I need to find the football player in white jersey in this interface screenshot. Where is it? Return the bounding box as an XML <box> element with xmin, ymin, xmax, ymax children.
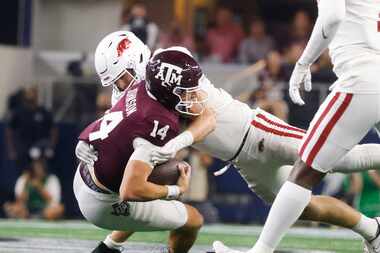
<box><xmin>220</xmin><ymin>0</ymin><xmax>380</xmax><ymax>253</ymax></box>
<box><xmin>76</xmin><ymin>30</ymin><xmax>380</xmax><ymax>252</ymax></box>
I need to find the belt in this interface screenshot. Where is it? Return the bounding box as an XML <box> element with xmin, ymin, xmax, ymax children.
<box><xmin>227</xmin><ymin>126</ymin><xmax>251</xmax><ymax>162</ymax></box>
<box><xmin>79</xmin><ymin>163</ymin><xmax>111</xmax><ymax>194</ymax></box>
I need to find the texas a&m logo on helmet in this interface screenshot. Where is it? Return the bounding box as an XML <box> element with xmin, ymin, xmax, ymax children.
<box><xmin>154</xmin><ymin>62</ymin><xmax>183</xmax><ymax>87</ymax></box>
<box><xmin>146</xmin><ymin>47</ymin><xmax>207</xmax><ymax>116</ymax></box>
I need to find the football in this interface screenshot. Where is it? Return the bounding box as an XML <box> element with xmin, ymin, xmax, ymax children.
<box><xmin>148</xmin><ymin>159</ymin><xmax>188</xmax><ymax>185</ymax></box>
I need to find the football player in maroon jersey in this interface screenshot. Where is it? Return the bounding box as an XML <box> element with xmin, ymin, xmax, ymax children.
<box><xmin>74</xmin><ymin>33</ymin><xmax>213</xmax><ymax>253</ymax></box>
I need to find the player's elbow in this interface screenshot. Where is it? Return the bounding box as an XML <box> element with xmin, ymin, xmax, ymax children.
<box><xmin>120</xmin><ymin>183</ymin><xmax>149</xmax><ymax>201</ymax></box>
<box><xmin>322</xmin><ymin>3</ymin><xmax>345</xmax><ymax>27</ymax></box>
<box><xmin>120</xmin><ymin>187</ymin><xmax>142</xmax><ymax>201</ymax></box>
<box><xmin>329</xmin><ymin>11</ymin><xmax>345</xmax><ymax>26</ymax></box>
<box><xmin>319</xmin><ymin>0</ymin><xmax>345</xmax><ymax>29</ymax></box>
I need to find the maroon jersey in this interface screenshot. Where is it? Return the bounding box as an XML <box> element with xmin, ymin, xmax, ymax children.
<box><xmin>79</xmin><ymin>81</ymin><xmax>180</xmax><ymax>192</ymax></box>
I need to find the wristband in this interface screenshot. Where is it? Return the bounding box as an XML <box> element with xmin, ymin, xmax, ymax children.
<box><xmin>166</xmin><ymin>185</ymin><xmax>181</xmax><ymax>200</ymax></box>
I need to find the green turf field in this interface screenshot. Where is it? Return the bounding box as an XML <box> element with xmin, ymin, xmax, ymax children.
<box><xmin>0</xmin><ymin>219</ymin><xmax>363</xmax><ymax>252</ymax></box>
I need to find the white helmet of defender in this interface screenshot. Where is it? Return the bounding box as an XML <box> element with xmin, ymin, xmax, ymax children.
<box><xmin>94</xmin><ymin>31</ymin><xmax>151</xmax><ymax>88</ymax></box>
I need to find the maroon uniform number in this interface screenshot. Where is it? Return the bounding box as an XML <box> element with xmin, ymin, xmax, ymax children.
<box><xmin>79</xmin><ymin>82</ymin><xmax>180</xmax><ymax>192</ymax></box>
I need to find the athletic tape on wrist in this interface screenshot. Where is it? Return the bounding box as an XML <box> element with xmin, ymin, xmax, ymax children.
<box><xmin>166</xmin><ymin>185</ymin><xmax>181</xmax><ymax>200</ymax></box>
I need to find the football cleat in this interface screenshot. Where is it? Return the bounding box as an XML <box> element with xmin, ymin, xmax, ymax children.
<box><xmin>213</xmin><ymin>241</ymin><xmax>245</xmax><ymax>253</ymax></box>
<box><xmin>92</xmin><ymin>242</ymin><xmax>121</xmax><ymax>253</ymax></box>
<box><xmin>364</xmin><ymin>218</ymin><xmax>380</xmax><ymax>253</ymax></box>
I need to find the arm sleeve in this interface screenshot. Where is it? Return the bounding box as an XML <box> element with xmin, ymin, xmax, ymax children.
<box><xmin>298</xmin><ymin>0</ymin><xmax>346</xmax><ymax>65</ymax></box>
<box><xmin>130</xmin><ymin>140</ymin><xmax>155</xmax><ymax>168</ymax></box>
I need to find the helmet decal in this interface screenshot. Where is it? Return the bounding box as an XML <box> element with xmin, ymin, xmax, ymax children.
<box><xmin>116</xmin><ymin>38</ymin><xmax>132</xmax><ymax>57</ymax></box>
<box><xmin>95</xmin><ymin>31</ymin><xmax>151</xmax><ymax>87</ymax></box>
<box><xmin>154</xmin><ymin>62</ymin><xmax>183</xmax><ymax>87</ymax></box>
<box><xmin>146</xmin><ymin>49</ymin><xmax>207</xmax><ymax>116</ymax></box>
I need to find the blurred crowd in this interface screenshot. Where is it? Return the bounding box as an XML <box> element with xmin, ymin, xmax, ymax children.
<box><xmin>120</xmin><ymin>3</ymin><xmax>335</xmax><ymax>76</ymax></box>
<box><xmin>1</xmin><ymin>1</ymin><xmax>379</xmax><ymax>223</ymax></box>
<box><xmin>3</xmin><ymin>86</ymin><xmax>64</xmax><ymax>220</ymax></box>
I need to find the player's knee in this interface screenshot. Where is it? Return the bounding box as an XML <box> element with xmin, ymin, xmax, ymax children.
<box><xmin>183</xmin><ymin>205</ymin><xmax>204</xmax><ymax>231</ymax></box>
<box><xmin>289</xmin><ymin>159</ymin><xmax>325</xmax><ymax>189</ymax></box>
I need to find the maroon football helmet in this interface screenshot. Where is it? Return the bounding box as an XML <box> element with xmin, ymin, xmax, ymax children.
<box><xmin>146</xmin><ymin>47</ymin><xmax>207</xmax><ymax>116</ymax></box>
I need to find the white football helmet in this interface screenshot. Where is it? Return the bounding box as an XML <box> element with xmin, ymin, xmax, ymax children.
<box><xmin>94</xmin><ymin>31</ymin><xmax>151</xmax><ymax>87</ymax></box>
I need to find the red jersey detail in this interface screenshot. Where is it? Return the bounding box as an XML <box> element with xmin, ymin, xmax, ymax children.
<box><xmin>305</xmin><ymin>93</ymin><xmax>353</xmax><ymax>167</ymax></box>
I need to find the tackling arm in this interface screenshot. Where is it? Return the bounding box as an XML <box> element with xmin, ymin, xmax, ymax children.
<box><xmin>185</xmin><ymin>106</ymin><xmax>217</xmax><ymax>143</ymax></box>
<box><xmin>298</xmin><ymin>0</ymin><xmax>346</xmax><ymax>65</ymax></box>
<box><xmin>150</xmin><ymin>106</ymin><xmax>216</xmax><ymax>164</ymax></box>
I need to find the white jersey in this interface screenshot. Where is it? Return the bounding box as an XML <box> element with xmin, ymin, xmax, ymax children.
<box><xmin>192</xmin><ymin>78</ymin><xmax>252</xmax><ymax>161</ymax></box>
<box><xmin>329</xmin><ymin>0</ymin><xmax>380</xmax><ymax>94</ymax></box>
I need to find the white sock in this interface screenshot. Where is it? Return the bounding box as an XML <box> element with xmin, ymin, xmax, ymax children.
<box><xmin>251</xmin><ymin>181</ymin><xmax>312</xmax><ymax>253</ymax></box>
<box><xmin>104</xmin><ymin>234</ymin><xmax>124</xmax><ymax>250</ymax></box>
<box><xmin>248</xmin><ymin>241</ymin><xmax>274</xmax><ymax>253</ymax></box>
<box><xmin>353</xmin><ymin>215</ymin><xmax>379</xmax><ymax>241</ymax></box>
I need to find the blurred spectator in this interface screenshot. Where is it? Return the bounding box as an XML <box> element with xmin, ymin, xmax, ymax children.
<box><xmin>239</xmin><ymin>51</ymin><xmax>288</xmax><ymax>120</ymax></box>
<box><xmin>311</xmin><ymin>51</ymin><xmax>337</xmax><ymax>83</ymax></box>
<box><xmin>239</xmin><ymin>18</ymin><xmax>274</xmax><ymax>64</ymax></box>
<box><xmin>356</xmin><ymin>171</ymin><xmax>380</xmax><ymax>218</ymax></box>
<box><xmin>206</xmin><ymin>7</ymin><xmax>244</xmax><ymax>63</ymax></box>
<box><xmin>158</xmin><ymin>22</ymin><xmax>195</xmax><ymax>53</ymax></box>
<box><xmin>265</xmin><ymin>51</ymin><xmax>285</xmax><ymax>81</ymax></box>
<box><xmin>7</xmin><ymin>89</ymin><xmax>24</xmax><ymax>113</ymax></box>
<box><xmin>183</xmin><ymin>150</ymin><xmax>219</xmax><ymax>223</ymax></box>
<box><xmin>120</xmin><ymin>1</ymin><xmax>159</xmax><ymax>49</ymax></box>
<box><xmin>3</xmin><ymin>159</ymin><xmax>64</xmax><ymax>220</ymax></box>
<box><xmin>281</xmin><ymin>41</ymin><xmax>306</xmax><ymax>80</ymax></box>
<box><xmin>5</xmin><ymin>86</ymin><xmax>58</xmax><ymax>169</ymax></box>
<box><xmin>291</xmin><ymin>10</ymin><xmax>312</xmax><ymax>42</ymax></box>
<box><xmin>96</xmin><ymin>91</ymin><xmax>112</xmax><ymax>117</ymax></box>
<box><xmin>321</xmin><ymin>173</ymin><xmax>348</xmax><ymax>197</ymax></box>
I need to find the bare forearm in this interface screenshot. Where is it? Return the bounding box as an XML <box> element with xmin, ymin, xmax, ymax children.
<box><xmin>188</xmin><ymin>107</ymin><xmax>216</xmax><ymax>142</ymax></box>
<box><xmin>188</xmin><ymin>109</ymin><xmax>216</xmax><ymax>142</ymax></box>
<box><xmin>120</xmin><ymin>182</ymin><xmax>168</xmax><ymax>202</ymax></box>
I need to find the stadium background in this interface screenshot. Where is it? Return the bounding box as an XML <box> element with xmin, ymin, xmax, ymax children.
<box><xmin>0</xmin><ymin>0</ymin><xmax>379</xmax><ymax>252</ymax></box>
